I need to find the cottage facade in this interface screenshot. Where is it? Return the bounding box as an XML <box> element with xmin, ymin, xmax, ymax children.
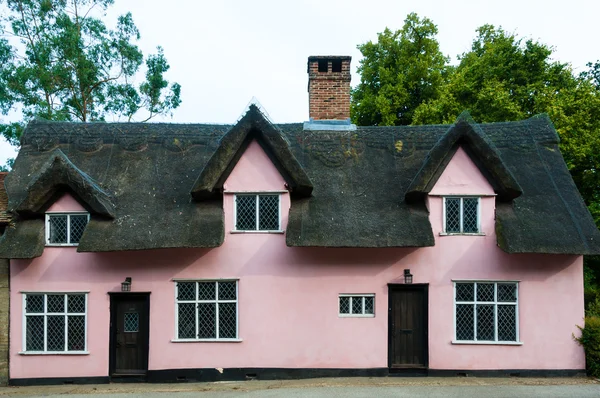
<box><xmin>1</xmin><ymin>56</ymin><xmax>599</xmax><ymax>385</ymax></box>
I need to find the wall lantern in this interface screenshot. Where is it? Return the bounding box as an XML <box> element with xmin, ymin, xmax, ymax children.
<box><xmin>121</xmin><ymin>277</ymin><xmax>132</xmax><ymax>292</ymax></box>
<box><xmin>403</xmin><ymin>269</ymin><xmax>413</xmax><ymax>284</ymax></box>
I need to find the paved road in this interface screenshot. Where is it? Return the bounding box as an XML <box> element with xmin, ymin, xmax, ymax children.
<box><xmin>9</xmin><ymin>384</ymin><xmax>600</xmax><ymax>398</ymax></box>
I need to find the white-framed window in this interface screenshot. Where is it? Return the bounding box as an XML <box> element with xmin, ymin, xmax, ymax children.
<box><xmin>339</xmin><ymin>294</ymin><xmax>375</xmax><ymax>317</ymax></box>
<box><xmin>175</xmin><ymin>281</ymin><xmax>238</xmax><ymax>341</ymax></box>
<box><xmin>234</xmin><ymin>194</ymin><xmax>280</xmax><ymax>231</ymax></box>
<box><xmin>23</xmin><ymin>293</ymin><xmax>87</xmax><ymax>353</ymax></box>
<box><xmin>443</xmin><ymin>197</ymin><xmax>480</xmax><ymax>234</ymax></box>
<box><xmin>45</xmin><ymin>212</ymin><xmax>90</xmax><ymax>246</ymax></box>
<box><xmin>454</xmin><ymin>281</ymin><xmax>519</xmax><ymax>343</ymax></box>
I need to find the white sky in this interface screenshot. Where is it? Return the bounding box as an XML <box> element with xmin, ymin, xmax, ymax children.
<box><xmin>1</xmin><ymin>0</ymin><xmax>599</xmax><ymax>164</ymax></box>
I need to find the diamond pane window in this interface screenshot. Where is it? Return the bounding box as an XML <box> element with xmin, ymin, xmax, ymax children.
<box><xmin>235</xmin><ymin>194</ymin><xmax>280</xmax><ymax>231</ymax></box>
<box><xmin>444</xmin><ymin>197</ymin><xmax>480</xmax><ymax>234</ymax></box>
<box><xmin>338</xmin><ymin>294</ymin><xmax>375</xmax><ymax>317</ymax></box>
<box><xmin>24</xmin><ymin>293</ymin><xmax>87</xmax><ymax>352</ymax></box>
<box><xmin>454</xmin><ymin>282</ymin><xmax>518</xmax><ymax>343</ymax></box>
<box><xmin>175</xmin><ymin>281</ymin><xmax>238</xmax><ymax>340</ymax></box>
<box><xmin>46</xmin><ymin>213</ymin><xmax>89</xmax><ymax>245</ymax></box>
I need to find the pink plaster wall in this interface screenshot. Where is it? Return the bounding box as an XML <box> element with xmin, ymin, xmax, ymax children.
<box><xmin>9</xmin><ymin>143</ymin><xmax>585</xmax><ymax>379</ymax></box>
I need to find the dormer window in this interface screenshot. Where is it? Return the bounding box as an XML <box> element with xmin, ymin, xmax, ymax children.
<box><xmin>46</xmin><ymin>213</ymin><xmax>90</xmax><ymax>246</ymax></box>
<box><xmin>234</xmin><ymin>194</ymin><xmax>280</xmax><ymax>232</ymax></box>
<box><xmin>443</xmin><ymin>197</ymin><xmax>480</xmax><ymax>234</ymax></box>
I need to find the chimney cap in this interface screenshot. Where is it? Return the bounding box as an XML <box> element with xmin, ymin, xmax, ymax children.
<box><xmin>308</xmin><ymin>55</ymin><xmax>351</xmax><ymax>62</ymax></box>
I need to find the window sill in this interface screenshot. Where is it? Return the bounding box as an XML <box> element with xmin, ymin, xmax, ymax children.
<box><xmin>439</xmin><ymin>232</ymin><xmax>486</xmax><ymax>236</ymax></box>
<box><xmin>19</xmin><ymin>351</ymin><xmax>89</xmax><ymax>355</ymax></box>
<box><xmin>171</xmin><ymin>339</ymin><xmax>243</xmax><ymax>343</ymax></box>
<box><xmin>451</xmin><ymin>341</ymin><xmax>523</xmax><ymax>346</ymax></box>
<box><xmin>338</xmin><ymin>314</ymin><xmax>375</xmax><ymax>318</ymax></box>
<box><xmin>45</xmin><ymin>244</ymin><xmax>80</xmax><ymax>247</ymax></box>
<box><xmin>230</xmin><ymin>230</ymin><xmax>284</xmax><ymax>234</ymax></box>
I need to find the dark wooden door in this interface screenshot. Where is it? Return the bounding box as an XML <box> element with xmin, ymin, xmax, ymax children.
<box><xmin>110</xmin><ymin>294</ymin><xmax>149</xmax><ymax>376</ymax></box>
<box><xmin>389</xmin><ymin>285</ymin><xmax>428</xmax><ymax>368</ymax></box>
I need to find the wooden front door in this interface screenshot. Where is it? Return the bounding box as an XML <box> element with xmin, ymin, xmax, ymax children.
<box><xmin>110</xmin><ymin>294</ymin><xmax>150</xmax><ymax>376</ymax></box>
<box><xmin>388</xmin><ymin>285</ymin><xmax>428</xmax><ymax>368</ymax></box>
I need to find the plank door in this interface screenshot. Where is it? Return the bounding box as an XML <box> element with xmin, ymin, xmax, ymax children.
<box><xmin>110</xmin><ymin>294</ymin><xmax>149</xmax><ymax>376</ymax></box>
<box><xmin>389</xmin><ymin>285</ymin><xmax>428</xmax><ymax>368</ymax></box>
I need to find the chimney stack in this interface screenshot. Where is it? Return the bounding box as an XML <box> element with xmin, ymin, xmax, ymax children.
<box><xmin>307</xmin><ymin>56</ymin><xmax>351</xmax><ymax>121</ymax></box>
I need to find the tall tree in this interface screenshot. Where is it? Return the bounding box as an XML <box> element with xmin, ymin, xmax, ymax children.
<box><xmin>0</xmin><ymin>0</ymin><xmax>181</xmax><ymax>148</ymax></box>
<box><xmin>351</xmin><ymin>13</ymin><xmax>449</xmax><ymax>126</ymax></box>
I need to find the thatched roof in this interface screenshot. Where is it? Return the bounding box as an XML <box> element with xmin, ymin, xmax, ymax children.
<box><xmin>0</xmin><ymin>107</ymin><xmax>598</xmax><ymax>258</ymax></box>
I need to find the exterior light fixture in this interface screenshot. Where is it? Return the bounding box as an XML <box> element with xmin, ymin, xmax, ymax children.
<box><xmin>121</xmin><ymin>277</ymin><xmax>132</xmax><ymax>292</ymax></box>
<box><xmin>404</xmin><ymin>269</ymin><xmax>413</xmax><ymax>284</ymax></box>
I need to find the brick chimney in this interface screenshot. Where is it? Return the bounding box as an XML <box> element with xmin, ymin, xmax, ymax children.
<box><xmin>307</xmin><ymin>56</ymin><xmax>351</xmax><ymax>121</ymax></box>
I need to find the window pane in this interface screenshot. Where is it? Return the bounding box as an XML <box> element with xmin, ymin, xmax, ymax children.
<box><xmin>25</xmin><ymin>294</ymin><xmax>44</xmax><ymax>313</ymax></box>
<box><xmin>218</xmin><ymin>303</ymin><xmax>237</xmax><ymax>338</ymax></box>
<box><xmin>455</xmin><ymin>283</ymin><xmax>474</xmax><ymax>301</ymax></box>
<box><xmin>476</xmin><ymin>304</ymin><xmax>495</xmax><ymax>341</ymax></box>
<box><xmin>26</xmin><ymin>316</ymin><xmax>45</xmax><ymax>351</ymax></box>
<box><xmin>68</xmin><ymin>315</ymin><xmax>85</xmax><ymax>351</ymax></box>
<box><xmin>69</xmin><ymin>215</ymin><xmax>89</xmax><ymax>244</ymax></box>
<box><xmin>236</xmin><ymin>195</ymin><xmax>257</xmax><ymax>230</ymax></box>
<box><xmin>445</xmin><ymin>198</ymin><xmax>460</xmax><ymax>233</ymax></box>
<box><xmin>339</xmin><ymin>297</ymin><xmax>350</xmax><ymax>314</ymax></box>
<box><xmin>455</xmin><ymin>304</ymin><xmax>474</xmax><ymax>340</ymax></box>
<box><xmin>476</xmin><ymin>283</ymin><xmax>495</xmax><ymax>302</ymax></box>
<box><xmin>197</xmin><ymin>303</ymin><xmax>216</xmax><ymax>338</ymax></box>
<box><xmin>49</xmin><ymin>215</ymin><xmax>68</xmax><ymax>243</ymax></box>
<box><xmin>218</xmin><ymin>281</ymin><xmax>236</xmax><ymax>300</ymax></box>
<box><xmin>351</xmin><ymin>297</ymin><xmax>362</xmax><ymax>314</ymax></box>
<box><xmin>177</xmin><ymin>303</ymin><xmax>196</xmax><ymax>339</ymax></box>
<box><xmin>47</xmin><ymin>294</ymin><xmax>65</xmax><ymax>313</ymax></box>
<box><xmin>68</xmin><ymin>295</ymin><xmax>86</xmax><ymax>313</ymax></box>
<box><xmin>47</xmin><ymin>315</ymin><xmax>65</xmax><ymax>351</ymax></box>
<box><xmin>124</xmin><ymin>312</ymin><xmax>139</xmax><ymax>332</ymax></box>
<box><xmin>177</xmin><ymin>282</ymin><xmax>196</xmax><ymax>301</ymax></box>
<box><xmin>364</xmin><ymin>297</ymin><xmax>374</xmax><ymax>314</ymax></box>
<box><xmin>498</xmin><ymin>284</ymin><xmax>517</xmax><ymax>302</ymax></box>
<box><xmin>498</xmin><ymin>305</ymin><xmax>517</xmax><ymax>341</ymax></box>
<box><xmin>258</xmin><ymin>195</ymin><xmax>279</xmax><ymax>230</ymax></box>
<box><xmin>198</xmin><ymin>282</ymin><xmax>216</xmax><ymax>301</ymax></box>
<box><xmin>463</xmin><ymin>198</ymin><xmax>479</xmax><ymax>233</ymax></box>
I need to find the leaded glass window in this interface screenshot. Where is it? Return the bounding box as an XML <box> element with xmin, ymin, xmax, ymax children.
<box><xmin>46</xmin><ymin>213</ymin><xmax>90</xmax><ymax>245</ymax></box>
<box><xmin>444</xmin><ymin>197</ymin><xmax>480</xmax><ymax>234</ymax></box>
<box><xmin>234</xmin><ymin>194</ymin><xmax>280</xmax><ymax>231</ymax></box>
<box><xmin>24</xmin><ymin>293</ymin><xmax>87</xmax><ymax>352</ymax></box>
<box><xmin>454</xmin><ymin>282</ymin><xmax>518</xmax><ymax>343</ymax></box>
<box><xmin>176</xmin><ymin>281</ymin><xmax>238</xmax><ymax>340</ymax></box>
<box><xmin>339</xmin><ymin>294</ymin><xmax>375</xmax><ymax>317</ymax></box>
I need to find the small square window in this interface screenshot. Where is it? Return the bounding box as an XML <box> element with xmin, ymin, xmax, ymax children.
<box><xmin>234</xmin><ymin>194</ymin><xmax>280</xmax><ymax>231</ymax></box>
<box><xmin>339</xmin><ymin>294</ymin><xmax>375</xmax><ymax>317</ymax></box>
<box><xmin>444</xmin><ymin>197</ymin><xmax>480</xmax><ymax>234</ymax></box>
<box><xmin>46</xmin><ymin>213</ymin><xmax>90</xmax><ymax>245</ymax></box>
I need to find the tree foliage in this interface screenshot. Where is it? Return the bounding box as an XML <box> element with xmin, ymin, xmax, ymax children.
<box><xmin>353</xmin><ymin>16</ymin><xmax>600</xmax><ymax>313</ymax></box>
<box><xmin>351</xmin><ymin>13</ymin><xmax>449</xmax><ymax>126</ymax></box>
<box><xmin>0</xmin><ymin>0</ymin><xmax>181</xmax><ymax>147</ymax></box>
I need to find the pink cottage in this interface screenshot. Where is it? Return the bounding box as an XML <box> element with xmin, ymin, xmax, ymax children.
<box><xmin>1</xmin><ymin>56</ymin><xmax>599</xmax><ymax>385</ymax></box>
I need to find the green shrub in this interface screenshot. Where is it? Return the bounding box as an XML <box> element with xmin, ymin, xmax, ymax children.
<box><xmin>575</xmin><ymin>316</ymin><xmax>600</xmax><ymax>377</ymax></box>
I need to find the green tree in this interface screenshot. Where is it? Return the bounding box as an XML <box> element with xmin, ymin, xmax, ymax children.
<box><xmin>351</xmin><ymin>13</ymin><xmax>449</xmax><ymax>126</ymax></box>
<box><xmin>0</xmin><ymin>0</ymin><xmax>181</xmax><ymax>148</ymax></box>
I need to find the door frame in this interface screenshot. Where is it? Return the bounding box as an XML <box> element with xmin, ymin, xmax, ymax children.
<box><xmin>387</xmin><ymin>283</ymin><xmax>429</xmax><ymax>369</ymax></box>
<box><xmin>108</xmin><ymin>292</ymin><xmax>151</xmax><ymax>377</ymax></box>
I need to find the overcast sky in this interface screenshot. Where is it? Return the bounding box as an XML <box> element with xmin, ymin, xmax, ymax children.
<box><xmin>1</xmin><ymin>0</ymin><xmax>599</xmax><ymax>163</ymax></box>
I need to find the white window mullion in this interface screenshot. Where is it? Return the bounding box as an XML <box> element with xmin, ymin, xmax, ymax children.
<box><xmin>64</xmin><ymin>295</ymin><xmax>69</xmax><ymax>351</ymax></box>
<box><xmin>66</xmin><ymin>215</ymin><xmax>71</xmax><ymax>244</ymax></box>
<box><xmin>215</xmin><ymin>282</ymin><xmax>220</xmax><ymax>339</ymax></box>
<box><xmin>255</xmin><ymin>195</ymin><xmax>260</xmax><ymax>231</ymax></box>
<box><xmin>43</xmin><ymin>295</ymin><xmax>48</xmax><ymax>352</ymax></box>
<box><xmin>494</xmin><ymin>284</ymin><xmax>498</xmax><ymax>342</ymax></box>
<box><xmin>459</xmin><ymin>198</ymin><xmax>464</xmax><ymax>233</ymax></box>
<box><xmin>473</xmin><ymin>283</ymin><xmax>478</xmax><ymax>341</ymax></box>
<box><xmin>515</xmin><ymin>285</ymin><xmax>520</xmax><ymax>342</ymax></box>
<box><xmin>195</xmin><ymin>282</ymin><xmax>199</xmax><ymax>339</ymax></box>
